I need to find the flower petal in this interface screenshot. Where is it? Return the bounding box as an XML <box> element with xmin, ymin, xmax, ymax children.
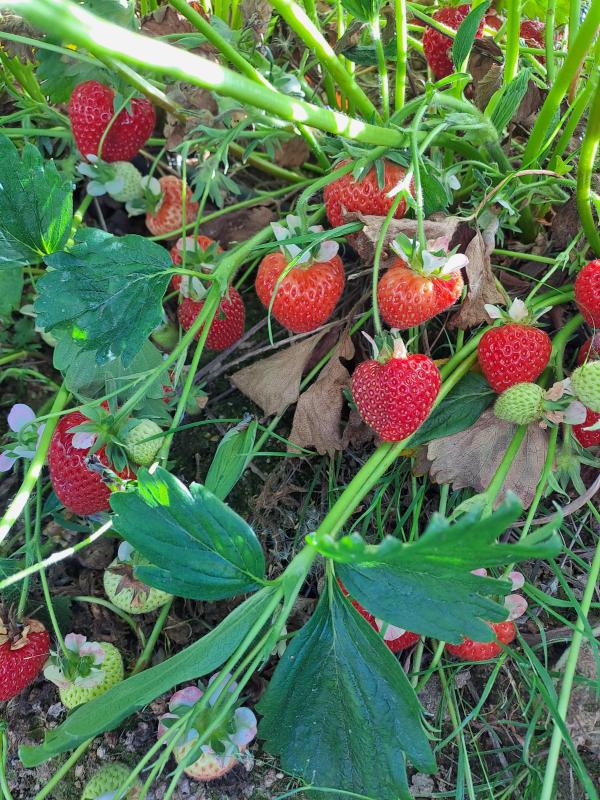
<box><xmin>505</xmin><ymin>593</ymin><xmax>528</xmax><ymax>621</ymax></box>
<box><xmin>0</xmin><ymin>453</ymin><xmax>16</xmax><ymax>472</ymax></box>
<box><xmin>7</xmin><ymin>404</ymin><xmax>35</xmax><ymax>433</ymax></box>
<box><xmin>64</xmin><ymin>632</ymin><xmax>87</xmax><ymax>653</ymax></box>
<box><xmin>169</xmin><ymin>685</ymin><xmax>203</xmax><ymax>712</ymax></box>
<box><xmin>72</xmin><ymin>432</ymin><xmax>97</xmax><ymax>450</ymax></box>
<box><xmin>509</xmin><ymin>571</ymin><xmax>525</xmax><ymax>590</ymax></box>
<box><xmin>317</xmin><ymin>240</ymin><xmax>339</xmax><ymax>262</ymax></box>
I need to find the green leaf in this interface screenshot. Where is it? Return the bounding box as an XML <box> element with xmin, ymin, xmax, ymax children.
<box><xmin>110</xmin><ymin>467</ymin><xmax>266</xmax><ymax>600</ymax></box>
<box><xmin>0</xmin><ymin>136</ymin><xmax>73</xmax><ymax>270</ymax></box>
<box><xmin>205</xmin><ymin>416</ymin><xmax>258</xmax><ymax>501</ymax></box>
<box><xmin>490</xmin><ymin>69</ymin><xmax>532</xmax><ymax>133</ymax></box>
<box><xmin>20</xmin><ymin>587</ymin><xmax>278</xmax><ymax>766</ymax></box>
<box><xmin>411</xmin><ymin>373</ymin><xmax>495</xmax><ymax>447</ymax></box>
<box><xmin>421</xmin><ymin>170</ymin><xmax>449</xmax><ymax>216</ymax></box>
<box><xmin>0</xmin><ymin>266</ymin><xmax>24</xmax><ymax>320</ymax></box>
<box><xmin>36</xmin><ymin>228</ymin><xmax>172</xmax><ymax>366</ymax></box>
<box><xmin>312</xmin><ymin>496</ymin><xmax>562</xmax><ymax>643</ymax></box>
<box><xmin>340</xmin><ymin>0</ymin><xmax>382</xmax><ymax>22</ymax></box>
<box><xmin>258</xmin><ymin>579</ymin><xmax>435</xmax><ymax>800</ymax></box>
<box><xmin>342</xmin><ymin>42</ymin><xmax>396</xmax><ymax>66</ymax></box>
<box><xmin>452</xmin><ymin>1</ymin><xmax>490</xmax><ymax>70</ymax></box>
<box><xmin>53</xmin><ymin>332</ymin><xmax>166</xmax><ymax>408</ymax></box>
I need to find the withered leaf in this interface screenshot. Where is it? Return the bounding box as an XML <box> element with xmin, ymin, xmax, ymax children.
<box><xmin>231</xmin><ymin>332</ymin><xmax>326</xmax><ymax>417</ymax></box>
<box><xmin>451</xmin><ymin>219</ymin><xmax>504</xmax><ymax>329</ymax></box>
<box><xmin>563</xmin><ymin>641</ymin><xmax>600</xmax><ymax>755</ymax></box>
<box><xmin>200</xmin><ymin>206</ymin><xmax>277</xmax><ymax>248</ymax></box>
<box><xmin>473</xmin><ymin>64</ymin><xmax>503</xmax><ymax>111</ymax></box>
<box><xmin>163</xmin><ymin>83</ymin><xmax>218</xmax><ymax>150</ymax></box>
<box><xmin>469</xmin><ymin>38</ymin><xmax>503</xmax><ymax>111</ymax></box>
<box><xmin>425</xmin><ymin>409</ymin><xmax>548</xmax><ymax>508</ymax></box>
<box><xmin>346</xmin><ymin>212</ymin><xmax>463</xmax><ymax>264</ymax></box>
<box><xmin>289</xmin><ymin>332</ymin><xmax>354</xmax><ymax>455</ymax></box>
<box><xmin>274</xmin><ymin>136</ymin><xmax>311</xmax><ymax>168</ymax></box>
<box><xmin>241</xmin><ymin>0</ymin><xmax>273</xmax><ymax>39</ymax></box>
<box><xmin>514</xmin><ymin>81</ymin><xmax>544</xmax><ymax>127</ymax></box>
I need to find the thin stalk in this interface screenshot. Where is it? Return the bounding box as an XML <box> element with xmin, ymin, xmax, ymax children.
<box><xmin>267</xmin><ymin>0</ymin><xmax>380</xmax><ymax>122</ymax></box>
<box><xmin>0</xmin><ymin>384</ymin><xmax>69</xmax><ymax>545</ymax></box>
<box><xmin>15</xmin><ymin>480</ymin><xmax>32</xmax><ymax>620</ymax></box>
<box><xmin>0</xmin><ymin>727</ymin><xmax>14</xmax><ymax>800</ymax></box>
<box><xmin>576</xmin><ymin>78</ymin><xmax>600</xmax><ymax>256</ymax></box>
<box><xmin>504</xmin><ymin>0</ymin><xmax>521</xmax><ymax>84</ymax></box>
<box><xmin>228</xmin><ymin>141</ymin><xmax>308</xmax><ymax>183</ymax></box>
<box><xmin>15</xmin><ymin>0</ymin><xmax>403</xmax><ymax>147</ymax></box>
<box><xmin>0</xmin><ymin>350</ymin><xmax>28</xmax><ymax>366</ymax></box>
<box><xmin>72</xmin><ymin>597</ymin><xmax>145</xmax><ymax>648</ymax></box>
<box><xmin>394</xmin><ymin>0</ymin><xmax>408</xmax><ymax>111</ymax></box>
<box><xmin>370</xmin><ymin>14</ymin><xmax>389</xmax><ymax>122</ymax></box>
<box><xmin>131</xmin><ymin>598</ymin><xmax>173</xmax><ymax>674</ymax></box>
<box><xmin>372</xmin><ymin>193</ymin><xmax>406</xmax><ymax>335</ymax></box>
<box><xmin>550</xmin><ymin>77</ymin><xmax>594</xmax><ymax>162</ymax></box>
<box><xmin>33</xmin><ymin>739</ymin><xmax>93</xmax><ymax>800</ymax></box>
<box><xmin>522</xmin><ymin>0</ymin><xmax>600</xmax><ymax>167</ymax></box>
<box><xmin>539</xmin><ymin>504</ymin><xmax>600</xmax><ymax>800</ymax></box>
<box><xmin>169</xmin><ymin>0</ymin><xmax>329</xmax><ymax>169</ymax></box>
<box><xmin>483</xmin><ymin>426</ymin><xmax>528</xmax><ymax>511</ymax></box>
<box><xmin>545</xmin><ymin>0</ymin><xmax>557</xmax><ymax>83</ymax></box>
<box><xmin>34</xmin><ymin>480</ymin><xmax>67</xmax><ymax>656</ymax></box>
<box><xmin>301</xmin><ymin>0</ymin><xmax>338</xmax><ymax>108</ymax></box>
<box><xmin>569</xmin><ymin>0</ymin><xmax>582</xmax><ymax>48</ymax></box>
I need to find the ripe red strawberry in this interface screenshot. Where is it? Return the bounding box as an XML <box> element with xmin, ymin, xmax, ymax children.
<box><xmin>0</xmin><ymin>617</ymin><xmax>50</xmax><ymax>701</ymax></box>
<box><xmin>352</xmin><ymin>337</ymin><xmax>441</xmax><ymax>441</ymax></box>
<box><xmin>573</xmin><ymin>408</ymin><xmax>600</xmax><ymax>448</ymax></box>
<box><xmin>48</xmin><ymin>411</ymin><xmax>133</xmax><ymax>516</ymax></box>
<box><xmin>520</xmin><ymin>19</ymin><xmax>545</xmax><ymax>49</ymax></box>
<box><xmin>423</xmin><ymin>5</ymin><xmax>484</xmax><ymax>80</ymax></box>
<box><xmin>170</xmin><ymin>235</ymin><xmax>222</xmax><ymax>294</ymax></box>
<box><xmin>575</xmin><ymin>259</ymin><xmax>600</xmax><ymax>327</ymax></box>
<box><xmin>445</xmin><ymin>620</ymin><xmax>516</xmax><ymax>661</ymax></box>
<box><xmin>378</xmin><ymin>257</ymin><xmax>464</xmax><ymax>329</ymax></box>
<box><xmin>255</xmin><ymin>251</ymin><xmax>345</xmax><ymax>333</ymax></box>
<box><xmin>178</xmin><ymin>288</ymin><xmax>245</xmax><ymax>350</ymax></box>
<box><xmin>323</xmin><ymin>159</ymin><xmax>412</xmax><ymax>229</ymax></box>
<box><xmin>478</xmin><ymin>324</ymin><xmax>552</xmax><ymax>393</ymax></box>
<box><xmin>68</xmin><ymin>80</ymin><xmax>155</xmax><ymax>163</ymax></box>
<box><xmin>146</xmin><ymin>176</ymin><xmax>199</xmax><ymax>237</ymax></box>
<box><xmin>578</xmin><ymin>333</ymin><xmax>600</xmax><ymax>365</ymax></box>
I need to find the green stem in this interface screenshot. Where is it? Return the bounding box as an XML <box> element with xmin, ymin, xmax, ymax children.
<box><xmin>131</xmin><ymin>598</ymin><xmax>173</xmax><ymax>674</ymax></box>
<box><xmin>504</xmin><ymin>0</ymin><xmax>521</xmax><ymax>84</ymax></box>
<box><xmin>301</xmin><ymin>0</ymin><xmax>338</xmax><ymax>109</ymax></box>
<box><xmin>0</xmin><ymin>350</ymin><xmax>28</xmax><ymax>367</ymax></box>
<box><xmin>569</xmin><ymin>0</ymin><xmax>582</xmax><ymax>48</ymax></box>
<box><xmin>576</xmin><ymin>78</ymin><xmax>600</xmax><ymax>256</ymax></box>
<box><xmin>169</xmin><ymin>0</ymin><xmax>329</xmax><ymax>169</ymax></box>
<box><xmin>16</xmin><ymin>483</ymin><xmax>32</xmax><ymax>620</ymax></box>
<box><xmin>228</xmin><ymin>141</ymin><xmax>308</xmax><ymax>183</ymax></box>
<box><xmin>372</xmin><ymin>193</ymin><xmax>405</xmax><ymax>336</ymax></box>
<box><xmin>0</xmin><ymin>384</ymin><xmax>69</xmax><ymax>545</ymax></box>
<box><xmin>482</xmin><ymin>426</ymin><xmax>528</xmax><ymax>512</ymax></box>
<box><xmin>371</xmin><ymin>14</ymin><xmax>389</xmax><ymax>123</ymax></box>
<box><xmin>522</xmin><ymin>0</ymin><xmax>600</xmax><ymax>167</ymax></box>
<box><xmin>539</xmin><ymin>504</ymin><xmax>600</xmax><ymax>800</ymax></box>
<box><xmin>550</xmin><ymin>77</ymin><xmax>594</xmax><ymax>163</ymax></box>
<box><xmin>33</xmin><ymin>739</ymin><xmax>93</xmax><ymax>800</ymax></box>
<box><xmin>0</xmin><ymin>727</ymin><xmax>14</xmax><ymax>800</ymax></box>
<box><xmin>394</xmin><ymin>0</ymin><xmax>408</xmax><ymax>112</ymax></box>
<box><xmin>267</xmin><ymin>0</ymin><xmax>380</xmax><ymax>122</ymax></box>
<box><xmin>15</xmin><ymin>0</ymin><xmax>403</xmax><ymax>147</ymax></box>
<box><xmin>72</xmin><ymin>596</ymin><xmax>145</xmax><ymax>649</ymax></box>
<box><xmin>545</xmin><ymin>0</ymin><xmax>557</xmax><ymax>83</ymax></box>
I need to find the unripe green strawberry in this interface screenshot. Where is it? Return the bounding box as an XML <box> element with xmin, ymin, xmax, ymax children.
<box><xmin>59</xmin><ymin>642</ymin><xmax>124</xmax><ymax>709</ymax></box>
<box><xmin>104</xmin><ymin>552</ymin><xmax>172</xmax><ymax>615</ymax></box>
<box><xmin>571</xmin><ymin>361</ymin><xmax>600</xmax><ymax>412</ymax></box>
<box><xmin>109</xmin><ymin>161</ymin><xmax>143</xmax><ymax>203</ymax></box>
<box><xmin>81</xmin><ymin>762</ymin><xmax>142</xmax><ymax>799</ymax></box>
<box><xmin>494</xmin><ymin>383</ymin><xmax>545</xmax><ymax>425</ymax></box>
<box><xmin>124</xmin><ymin>419</ymin><xmax>164</xmax><ymax>466</ymax></box>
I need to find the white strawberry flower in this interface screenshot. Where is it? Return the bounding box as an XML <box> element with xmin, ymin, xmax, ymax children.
<box><xmin>0</xmin><ymin>404</ymin><xmax>46</xmax><ymax>473</ymax></box>
<box><xmin>271</xmin><ymin>215</ymin><xmax>339</xmax><ymax>264</ymax></box>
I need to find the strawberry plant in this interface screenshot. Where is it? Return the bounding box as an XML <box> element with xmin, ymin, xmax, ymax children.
<box><xmin>0</xmin><ymin>0</ymin><xmax>599</xmax><ymax>798</ymax></box>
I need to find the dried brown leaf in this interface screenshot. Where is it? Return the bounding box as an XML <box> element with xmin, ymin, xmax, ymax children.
<box><xmin>241</xmin><ymin>0</ymin><xmax>273</xmax><ymax>39</ymax></box>
<box><xmin>563</xmin><ymin>641</ymin><xmax>600</xmax><ymax>754</ymax></box>
<box><xmin>231</xmin><ymin>332</ymin><xmax>326</xmax><ymax>417</ymax></box>
<box><xmin>473</xmin><ymin>64</ymin><xmax>503</xmax><ymax>111</ymax></box>
<box><xmin>514</xmin><ymin>82</ymin><xmax>544</xmax><ymax>127</ymax></box>
<box><xmin>200</xmin><ymin>205</ymin><xmax>277</xmax><ymax>248</ymax></box>
<box><xmin>163</xmin><ymin>83</ymin><xmax>218</xmax><ymax>149</ymax></box>
<box><xmin>347</xmin><ymin>212</ymin><xmax>463</xmax><ymax>264</ymax></box>
<box><xmin>288</xmin><ymin>332</ymin><xmax>354</xmax><ymax>455</ymax></box>
<box><xmin>451</xmin><ymin>220</ymin><xmax>504</xmax><ymax>329</ymax></box>
<box><xmin>425</xmin><ymin>409</ymin><xmax>548</xmax><ymax>508</ymax></box>
<box><xmin>274</xmin><ymin>136</ymin><xmax>310</xmax><ymax>168</ymax></box>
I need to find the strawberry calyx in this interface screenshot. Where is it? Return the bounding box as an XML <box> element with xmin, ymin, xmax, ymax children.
<box><xmin>271</xmin><ymin>214</ymin><xmax>339</xmax><ymax>266</ymax></box>
<box><xmin>0</xmin><ymin>613</ymin><xmax>46</xmax><ymax>650</ymax></box>
<box><xmin>390</xmin><ymin>234</ymin><xmax>468</xmax><ymax>280</ymax></box>
<box><xmin>158</xmin><ymin>673</ymin><xmax>257</xmax><ymax>765</ymax></box>
<box><xmin>362</xmin><ymin>330</ymin><xmax>410</xmax><ymax>363</ymax></box>
<box><xmin>172</xmin><ymin>236</ymin><xmax>221</xmax><ymax>300</ymax></box>
<box><xmin>106</xmin><ymin>542</ymin><xmax>152</xmax><ymax>607</ymax></box>
<box><xmin>484</xmin><ymin>297</ymin><xmax>549</xmax><ymax>327</ymax></box>
<box><xmin>125</xmin><ymin>174</ymin><xmax>163</xmax><ymax>216</ymax></box>
<box><xmin>44</xmin><ymin>633</ymin><xmax>107</xmax><ymax>689</ymax></box>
